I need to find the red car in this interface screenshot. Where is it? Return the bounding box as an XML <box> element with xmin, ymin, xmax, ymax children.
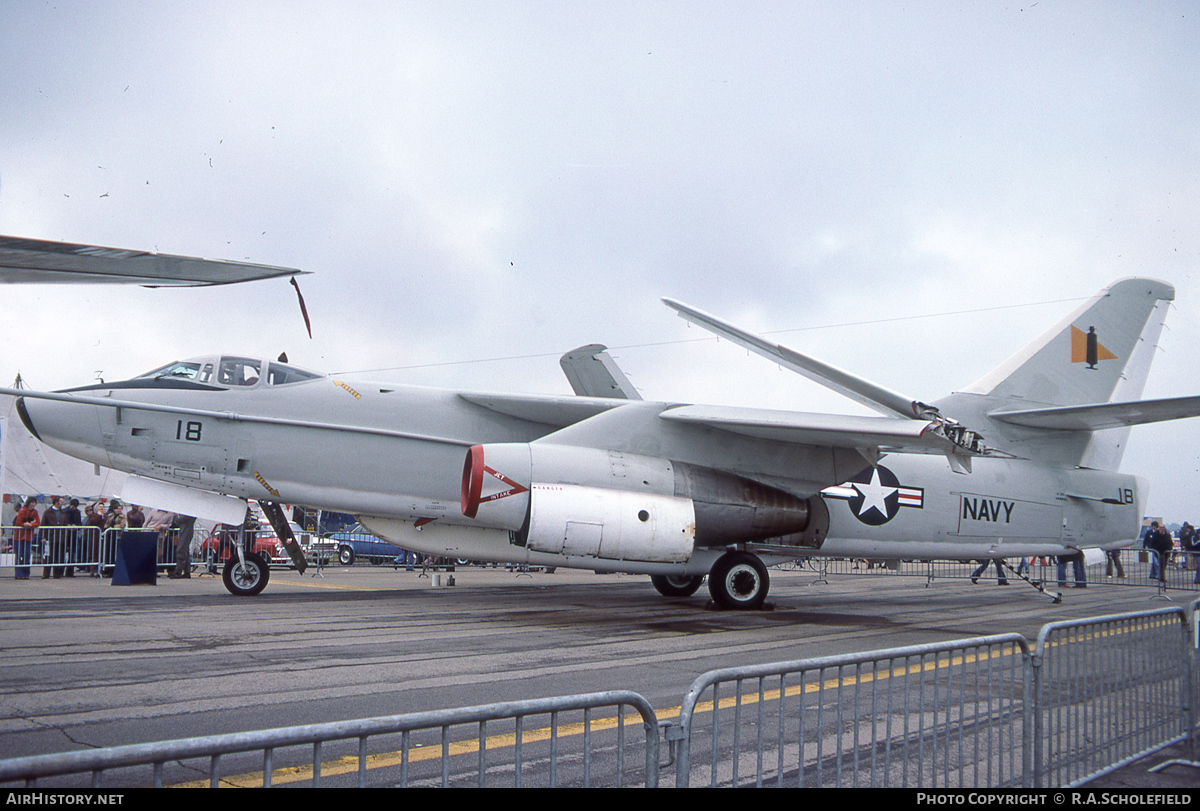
<box><xmin>198</xmin><ymin>524</ymin><xmax>284</xmax><ymax>567</ymax></box>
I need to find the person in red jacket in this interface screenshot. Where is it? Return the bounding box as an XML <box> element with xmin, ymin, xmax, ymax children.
<box><xmin>14</xmin><ymin>497</ymin><xmax>40</xmax><ymax>580</ymax></box>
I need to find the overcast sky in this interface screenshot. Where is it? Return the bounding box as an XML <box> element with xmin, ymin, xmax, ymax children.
<box><xmin>1</xmin><ymin>2</ymin><xmax>1197</xmax><ymax>519</ymax></box>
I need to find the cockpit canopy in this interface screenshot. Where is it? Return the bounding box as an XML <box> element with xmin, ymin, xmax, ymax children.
<box><xmin>135</xmin><ymin>356</ymin><xmax>324</xmax><ymax>388</ymax></box>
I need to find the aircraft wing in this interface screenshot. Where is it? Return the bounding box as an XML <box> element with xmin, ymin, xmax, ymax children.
<box><xmin>989</xmin><ymin>395</ymin><xmax>1200</xmax><ymax>431</ymax></box>
<box><xmin>0</xmin><ymin>235</ymin><xmax>307</xmax><ymax>286</ymax></box>
<box><xmin>662</xmin><ymin>297</ymin><xmax>921</xmax><ymax>418</ymax></box>
<box><xmin>661</xmin><ymin>298</ymin><xmax>990</xmax><ymax>469</ymax></box>
<box><xmin>659</xmin><ymin>405</ymin><xmax>962</xmax><ymax>456</ymax></box>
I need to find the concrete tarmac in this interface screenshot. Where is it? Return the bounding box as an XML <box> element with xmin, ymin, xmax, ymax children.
<box><xmin>0</xmin><ymin>562</ymin><xmax>1196</xmax><ymax>788</ymax></box>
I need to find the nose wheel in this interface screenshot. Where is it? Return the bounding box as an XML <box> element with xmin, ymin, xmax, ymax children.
<box><xmin>222</xmin><ymin>552</ymin><xmax>271</xmax><ymax>596</ymax></box>
<box><xmin>708</xmin><ymin>551</ymin><xmax>769</xmax><ymax>610</ymax></box>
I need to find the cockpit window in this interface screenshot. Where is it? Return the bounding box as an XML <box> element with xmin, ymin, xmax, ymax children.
<box><xmin>217</xmin><ymin>357</ymin><xmax>262</xmax><ymax>387</ymax></box>
<box><xmin>267</xmin><ymin>362</ymin><xmax>322</xmax><ymax>385</ymax></box>
<box><xmin>136</xmin><ymin>361</ymin><xmax>203</xmax><ymax>381</ymax></box>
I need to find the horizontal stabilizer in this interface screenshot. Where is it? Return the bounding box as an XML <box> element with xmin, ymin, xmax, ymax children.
<box><xmin>663</xmin><ymin>298</ymin><xmax>920</xmax><ymax>419</ymax></box>
<box><xmin>0</xmin><ymin>235</ymin><xmax>307</xmax><ymax>287</ymax></box>
<box><xmin>990</xmin><ymin>395</ymin><xmax>1200</xmax><ymax>431</ymax></box>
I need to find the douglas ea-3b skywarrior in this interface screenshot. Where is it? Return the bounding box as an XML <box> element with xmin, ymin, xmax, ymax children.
<box><xmin>7</xmin><ymin>246</ymin><xmax>1200</xmax><ymax>607</ymax></box>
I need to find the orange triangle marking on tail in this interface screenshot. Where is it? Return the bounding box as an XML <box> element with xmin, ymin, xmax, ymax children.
<box><xmin>1070</xmin><ymin>325</ymin><xmax>1117</xmax><ymax>363</ymax></box>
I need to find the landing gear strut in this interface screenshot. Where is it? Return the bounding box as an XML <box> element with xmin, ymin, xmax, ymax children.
<box><xmin>708</xmin><ymin>550</ymin><xmax>770</xmax><ymax>610</ymax></box>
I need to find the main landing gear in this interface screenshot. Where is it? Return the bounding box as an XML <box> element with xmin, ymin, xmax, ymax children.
<box><xmin>650</xmin><ymin>574</ymin><xmax>705</xmax><ymax>598</ymax></box>
<box><xmin>708</xmin><ymin>550</ymin><xmax>770</xmax><ymax>610</ymax></box>
<box><xmin>651</xmin><ymin>550</ymin><xmax>771</xmax><ymax>610</ymax></box>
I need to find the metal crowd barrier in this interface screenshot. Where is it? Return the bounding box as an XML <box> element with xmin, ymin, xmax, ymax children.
<box><xmin>672</xmin><ymin>634</ymin><xmax>1032</xmax><ymax>787</ymax></box>
<box><xmin>0</xmin><ymin>692</ymin><xmax>660</xmax><ymax>789</ymax></box>
<box><xmin>779</xmin><ymin>552</ymin><xmax>1200</xmax><ymax>592</ymax></box>
<box><xmin>0</xmin><ymin>525</ymin><xmax>299</xmax><ymax>576</ymax></box>
<box><xmin>1</xmin><ymin>525</ymin><xmax>109</xmax><ymax>576</ymax></box>
<box><xmin>671</xmin><ymin>604</ymin><xmax>1199</xmax><ymax>788</ymax></box>
<box><xmin>1032</xmin><ymin>606</ymin><xmax>1197</xmax><ymax>787</ymax></box>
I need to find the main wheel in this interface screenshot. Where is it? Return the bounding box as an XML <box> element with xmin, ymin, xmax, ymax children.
<box><xmin>707</xmin><ymin>551</ymin><xmax>770</xmax><ymax>610</ymax></box>
<box><xmin>222</xmin><ymin>552</ymin><xmax>271</xmax><ymax>597</ymax></box>
<box><xmin>338</xmin><ymin>546</ymin><xmax>354</xmax><ymax>566</ymax></box>
<box><xmin>650</xmin><ymin>574</ymin><xmax>705</xmax><ymax>598</ymax></box>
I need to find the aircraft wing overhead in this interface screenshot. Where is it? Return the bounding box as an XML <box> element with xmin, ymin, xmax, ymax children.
<box><xmin>989</xmin><ymin>395</ymin><xmax>1200</xmax><ymax>431</ymax></box>
<box><xmin>661</xmin><ymin>297</ymin><xmax>990</xmax><ymax>469</ymax></box>
<box><xmin>0</xmin><ymin>235</ymin><xmax>307</xmax><ymax>286</ymax></box>
<box><xmin>660</xmin><ymin>405</ymin><xmax>970</xmax><ymax>457</ymax></box>
<box><xmin>662</xmin><ymin>297</ymin><xmax>921</xmax><ymax>419</ymax></box>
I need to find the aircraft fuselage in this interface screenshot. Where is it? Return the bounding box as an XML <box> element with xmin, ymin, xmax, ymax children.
<box><xmin>18</xmin><ymin>363</ymin><xmax>1143</xmax><ymax>578</ymax></box>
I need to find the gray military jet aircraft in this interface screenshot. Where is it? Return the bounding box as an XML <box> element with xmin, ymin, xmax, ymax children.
<box><xmin>10</xmin><ymin>276</ymin><xmax>1199</xmax><ymax>607</ymax></box>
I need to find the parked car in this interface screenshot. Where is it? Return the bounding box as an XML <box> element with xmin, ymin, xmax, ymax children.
<box><xmin>199</xmin><ymin>524</ymin><xmax>284</xmax><ymax>567</ymax></box>
<box><xmin>304</xmin><ymin>529</ymin><xmax>337</xmax><ymax>566</ymax></box>
<box><xmin>326</xmin><ymin>523</ymin><xmax>409</xmax><ymax>565</ymax></box>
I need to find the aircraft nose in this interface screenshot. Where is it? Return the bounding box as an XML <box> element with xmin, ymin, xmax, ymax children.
<box><xmin>14</xmin><ymin>394</ymin><xmax>112</xmax><ymax>469</ymax></box>
<box><xmin>15</xmin><ymin>397</ymin><xmax>41</xmax><ymax>441</ymax></box>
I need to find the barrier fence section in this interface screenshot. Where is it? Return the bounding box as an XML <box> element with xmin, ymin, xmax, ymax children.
<box><xmin>672</xmin><ymin>634</ymin><xmax>1032</xmax><ymax>788</ymax></box>
<box><xmin>782</xmin><ymin>553</ymin><xmax>1200</xmax><ymax>592</ymax></box>
<box><xmin>1032</xmin><ymin>605</ymin><xmax>1197</xmax><ymax>787</ymax></box>
<box><xmin>0</xmin><ymin>525</ymin><xmax>313</xmax><ymax>575</ymax></box>
<box><xmin>6</xmin><ymin>529</ymin><xmax>1199</xmax><ymax>588</ymax></box>
<box><xmin>0</xmin><ymin>692</ymin><xmax>660</xmax><ymax>789</ymax></box>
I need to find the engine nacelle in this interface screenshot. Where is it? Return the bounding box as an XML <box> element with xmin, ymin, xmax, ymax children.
<box><xmin>525</xmin><ymin>483</ymin><xmax>696</xmax><ymax>562</ymax></box>
<box><xmin>460</xmin><ymin>443</ymin><xmax>826</xmax><ymax>562</ymax></box>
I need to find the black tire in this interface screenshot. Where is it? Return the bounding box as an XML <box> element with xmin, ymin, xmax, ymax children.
<box><xmin>650</xmin><ymin>574</ymin><xmax>705</xmax><ymax>598</ymax></box>
<box><xmin>338</xmin><ymin>546</ymin><xmax>354</xmax><ymax>566</ymax></box>
<box><xmin>222</xmin><ymin>552</ymin><xmax>271</xmax><ymax>597</ymax></box>
<box><xmin>707</xmin><ymin>551</ymin><xmax>770</xmax><ymax>610</ymax></box>
<box><xmin>370</xmin><ymin>556</ymin><xmax>383</xmax><ymax>566</ymax></box>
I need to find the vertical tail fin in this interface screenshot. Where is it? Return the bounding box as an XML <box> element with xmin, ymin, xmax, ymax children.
<box><xmin>962</xmin><ymin>278</ymin><xmax>1174</xmax><ymax>407</ymax></box>
<box><xmin>962</xmin><ymin>277</ymin><xmax>1175</xmax><ymax>469</ymax></box>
